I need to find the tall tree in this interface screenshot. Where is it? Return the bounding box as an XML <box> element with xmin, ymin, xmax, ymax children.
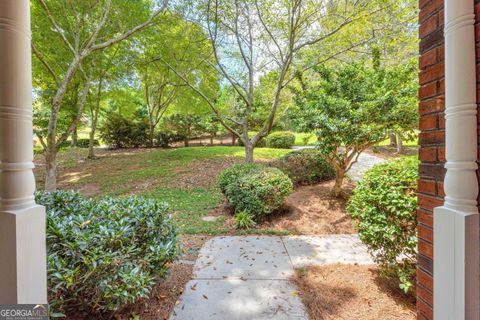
<box><xmin>164</xmin><ymin>0</ymin><xmax>403</xmax><ymax>163</ymax></box>
<box><xmin>32</xmin><ymin>0</ymin><xmax>168</xmax><ymax>191</ymax></box>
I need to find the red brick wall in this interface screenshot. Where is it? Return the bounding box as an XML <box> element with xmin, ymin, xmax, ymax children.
<box><xmin>418</xmin><ymin>1</ymin><xmax>480</xmax><ymax>318</ymax></box>
<box><xmin>418</xmin><ymin>0</ymin><xmax>445</xmax><ymax>319</ymax></box>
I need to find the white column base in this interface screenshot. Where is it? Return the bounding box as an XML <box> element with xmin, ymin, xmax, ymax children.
<box><xmin>0</xmin><ymin>205</ymin><xmax>47</xmax><ymax>304</ymax></box>
<box><xmin>434</xmin><ymin>206</ymin><xmax>479</xmax><ymax>320</ymax></box>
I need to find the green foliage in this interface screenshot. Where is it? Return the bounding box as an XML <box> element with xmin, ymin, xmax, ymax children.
<box><xmin>220</xmin><ymin>164</ymin><xmax>293</xmax><ymax>220</ymax></box>
<box><xmin>347</xmin><ymin>157</ymin><xmax>418</xmax><ymax>293</ymax></box>
<box><xmin>234</xmin><ymin>211</ymin><xmax>257</xmax><ymax>229</ymax></box>
<box><xmin>270</xmin><ymin>149</ymin><xmax>335</xmax><ymax>186</ymax></box>
<box><xmin>219</xmin><ymin>163</ymin><xmax>264</xmax><ymax>194</ymax></box>
<box><xmin>76</xmin><ymin>138</ymin><xmax>99</xmax><ymax>148</ymax></box>
<box><xmin>100</xmin><ymin>113</ymin><xmax>149</xmax><ymax>148</ymax></box>
<box><xmin>266</xmin><ymin>131</ymin><xmax>296</xmax><ymax>149</ymax></box>
<box><xmin>156</xmin><ymin>131</ymin><xmax>186</xmax><ymax>148</ymax></box>
<box><xmin>36</xmin><ymin>191</ymin><xmax>178</xmax><ymax>315</ymax></box>
<box><xmin>162</xmin><ymin>114</ymin><xmax>203</xmax><ymax>146</ymax></box>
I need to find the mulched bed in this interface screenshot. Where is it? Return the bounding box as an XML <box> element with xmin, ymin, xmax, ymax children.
<box><xmin>258</xmin><ymin>180</ymin><xmax>356</xmax><ymax>235</ymax></box>
<box><xmin>291</xmin><ymin>264</ymin><xmax>416</xmax><ymax>320</ymax></box>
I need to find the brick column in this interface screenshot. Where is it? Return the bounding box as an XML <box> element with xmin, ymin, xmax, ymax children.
<box><xmin>418</xmin><ymin>1</ymin><xmax>445</xmax><ymax>319</ymax></box>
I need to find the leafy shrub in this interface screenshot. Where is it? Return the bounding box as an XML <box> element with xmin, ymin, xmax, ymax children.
<box><xmin>76</xmin><ymin>138</ymin><xmax>100</xmax><ymax>148</ymax></box>
<box><xmin>157</xmin><ymin>131</ymin><xmax>186</xmax><ymax>148</ymax></box>
<box><xmin>220</xmin><ymin>164</ymin><xmax>293</xmax><ymax>220</ymax></box>
<box><xmin>100</xmin><ymin>114</ymin><xmax>149</xmax><ymax>148</ymax></box>
<box><xmin>237</xmin><ymin>132</ymin><xmax>267</xmax><ymax>148</ymax></box>
<box><xmin>266</xmin><ymin>131</ymin><xmax>295</xmax><ymax>149</ymax></box>
<box><xmin>235</xmin><ymin>211</ymin><xmax>256</xmax><ymax>229</ymax></box>
<box><xmin>219</xmin><ymin>163</ymin><xmax>263</xmax><ymax>194</ymax></box>
<box><xmin>36</xmin><ymin>191</ymin><xmax>178</xmax><ymax>316</ymax></box>
<box><xmin>270</xmin><ymin>149</ymin><xmax>335</xmax><ymax>186</ymax></box>
<box><xmin>347</xmin><ymin>157</ymin><xmax>418</xmax><ymax>293</ymax></box>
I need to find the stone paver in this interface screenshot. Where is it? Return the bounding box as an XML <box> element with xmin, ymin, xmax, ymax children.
<box><xmin>171</xmin><ymin>235</ymin><xmax>373</xmax><ymax>320</ymax></box>
<box><xmin>283</xmin><ymin>235</ymin><xmax>373</xmax><ymax>268</ymax></box>
<box><xmin>171</xmin><ymin>279</ymin><xmax>306</xmax><ymax>320</ymax></box>
<box><xmin>194</xmin><ymin>236</ymin><xmax>293</xmax><ymax>280</ymax></box>
<box><xmin>348</xmin><ymin>152</ymin><xmax>386</xmax><ymax>182</ymax></box>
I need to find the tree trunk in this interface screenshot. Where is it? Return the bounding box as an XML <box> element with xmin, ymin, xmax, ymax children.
<box><xmin>231</xmin><ymin>133</ymin><xmax>236</xmax><ymax>146</ymax></box>
<box><xmin>396</xmin><ymin>133</ymin><xmax>403</xmax><ymax>154</ymax></box>
<box><xmin>88</xmin><ymin>75</ymin><xmax>103</xmax><ymax>159</ymax></box>
<box><xmin>389</xmin><ymin>133</ymin><xmax>397</xmax><ymax>147</ymax></box>
<box><xmin>245</xmin><ymin>143</ymin><xmax>254</xmax><ymax>163</ymax></box>
<box><xmin>184</xmin><ymin>139</ymin><xmax>189</xmax><ymax>147</ymax></box>
<box><xmin>210</xmin><ymin>135</ymin><xmax>214</xmax><ymax>145</ymax></box>
<box><xmin>332</xmin><ymin>169</ymin><xmax>345</xmax><ymax>198</ymax></box>
<box><xmin>44</xmin><ymin>145</ymin><xmax>57</xmax><ymax>192</ymax></box>
<box><xmin>148</xmin><ymin>124</ymin><xmax>155</xmax><ymax>148</ymax></box>
<box><xmin>71</xmin><ymin>126</ymin><xmax>78</xmax><ymax>146</ymax></box>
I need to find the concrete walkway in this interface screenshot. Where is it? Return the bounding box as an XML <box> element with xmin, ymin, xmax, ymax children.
<box><xmin>170</xmin><ymin>235</ymin><xmax>372</xmax><ymax>320</ymax></box>
<box><xmin>291</xmin><ymin>146</ymin><xmax>386</xmax><ymax>183</ymax></box>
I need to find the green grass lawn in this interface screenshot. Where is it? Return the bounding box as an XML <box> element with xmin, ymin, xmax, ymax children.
<box><xmin>293</xmin><ymin>133</ymin><xmax>317</xmax><ymax>146</ymax></box>
<box><xmin>35</xmin><ymin>146</ymin><xmax>291</xmax><ymax>235</ymax></box>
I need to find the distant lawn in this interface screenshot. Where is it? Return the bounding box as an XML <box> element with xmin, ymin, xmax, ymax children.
<box><xmin>34</xmin><ymin>146</ymin><xmax>291</xmax><ymax>235</ymax></box>
<box><xmin>293</xmin><ymin>133</ymin><xmax>317</xmax><ymax>146</ymax></box>
<box><xmin>376</xmin><ymin>137</ymin><xmax>419</xmax><ymax>147</ymax></box>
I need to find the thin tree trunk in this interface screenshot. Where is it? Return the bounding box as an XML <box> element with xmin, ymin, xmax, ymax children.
<box><xmin>148</xmin><ymin>124</ymin><xmax>155</xmax><ymax>148</ymax></box>
<box><xmin>71</xmin><ymin>124</ymin><xmax>78</xmax><ymax>146</ymax></box>
<box><xmin>333</xmin><ymin>169</ymin><xmax>345</xmax><ymax>198</ymax></box>
<box><xmin>210</xmin><ymin>135</ymin><xmax>214</xmax><ymax>145</ymax></box>
<box><xmin>245</xmin><ymin>143</ymin><xmax>254</xmax><ymax>163</ymax></box>
<box><xmin>44</xmin><ymin>146</ymin><xmax>57</xmax><ymax>192</ymax></box>
<box><xmin>88</xmin><ymin>77</ymin><xmax>103</xmax><ymax>159</ymax></box>
<box><xmin>396</xmin><ymin>134</ymin><xmax>403</xmax><ymax>154</ymax></box>
<box><xmin>184</xmin><ymin>139</ymin><xmax>189</xmax><ymax>147</ymax></box>
<box><xmin>389</xmin><ymin>133</ymin><xmax>397</xmax><ymax>147</ymax></box>
<box><xmin>231</xmin><ymin>133</ymin><xmax>237</xmax><ymax>146</ymax></box>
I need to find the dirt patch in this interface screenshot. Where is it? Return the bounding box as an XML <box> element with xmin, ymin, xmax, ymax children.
<box><xmin>291</xmin><ymin>264</ymin><xmax>416</xmax><ymax>320</ymax></box>
<box><xmin>259</xmin><ymin>180</ymin><xmax>356</xmax><ymax>234</ymax></box>
<box><xmin>367</xmin><ymin>146</ymin><xmax>418</xmax><ymax>159</ymax></box>
<box><xmin>172</xmin><ymin>157</ymin><xmax>242</xmax><ymax>189</ymax></box>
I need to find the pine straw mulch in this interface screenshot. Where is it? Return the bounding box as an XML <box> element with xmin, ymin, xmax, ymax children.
<box><xmin>291</xmin><ymin>264</ymin><xmax>416</xmax><ymax>320</ymax></box>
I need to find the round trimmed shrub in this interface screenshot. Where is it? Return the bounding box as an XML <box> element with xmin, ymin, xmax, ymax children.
<box><xmin>219</xmin><ymin>163</ymin><xmax>263</xmax><ymax>194</ymax></box>
<box><xmin>266</xmin><ymin>131</ymin><xmax>296</xmax><ymax>149</ymax></box>
<box><xmin>270</xmin><ymin>148</ymin><xmax>335</xmax><ymax>185</ymax></box>
<box><xmin>220</xmin><ymin>164</ymin><xmax>293</xmax><ymax>220</ymax></box>
<box><xmin>347</xmin><ymin>157</ymin><xmax>418</xmax><ymax>293</ymax></box>
<box><xmin>36</xmin><ymin>191</ymin><xmax>178</xmax><ymax>316</ymax></box>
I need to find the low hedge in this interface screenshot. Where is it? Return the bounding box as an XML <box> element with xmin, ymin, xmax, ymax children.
<box><xmin>266</xmin><ymin>131</ymin><xmax>295</xmax><ymax>149</ymax></box>
<box><xmin>270</xmin><ymin>149</ymin><xmax>335</xmax><ymax>185</ymax></box>
<box><xmin>347</xmin><ymin>157</ymin><xmax>418</xmax><ymax>293</ymax></box>
<box><xmin>37</xmin><ymin>191</ymin><xmax>178</xmax><ymax>316</ymax></box>
<box><xmin>219</xmin><ymin>164</ymin><xmax>293</xmax><ymax>220</ymax></box>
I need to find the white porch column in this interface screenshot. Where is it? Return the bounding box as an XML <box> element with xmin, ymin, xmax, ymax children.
<box><xmin>0</xmin><ymin>0</ymin><xmax>47</xmax><ymax>303</ymax></box>
<box><xmin>434</xmin><ymin>0</ymin><xmax>479</xmax><ymax>319</ymax></box>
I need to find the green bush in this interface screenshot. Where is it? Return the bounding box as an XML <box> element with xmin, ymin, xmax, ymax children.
<box><xmin>270</xmin><ymin>148</ymin><xmax>335</xmax><ymax>185</ymax></box>
<box><xmin>36</xmin><ymin>191</ymin><xmax>178</xmax><ymax>316</ymax></box>
<box><xmin>76</xmin><ymin>138</ymin><xmax>100</xmax><ymax>148</ymax></box>
<box><xmin>266</xmin><ymin>131</ymin><xmax>296</xmax><ymax>149</ymax></box>
<box><xmin>220</xmin><ymin>164</ymin><xmax>293</xmax><ymax>220</ymax></box>
<box><xmin>347</xmin><ymin>157</ymin><xmax>418</xmax><ymax>293</ymax></box>
<box><xmin>219</xmin><ymin>163</ymin><xmax>263</xmax><ymax>194</ymax></box>
<box><xmin>157</xmin><ymin>131</ymin><xmax>186</xmax><ymax>148</ymax></box>
<box><xmin>237</xmin><ymin>132</ymin><xmax>267</xmax><ymax>148</ymax></box>
<box><xmin>100</xmin><ymin>114</ymin><xmax>149</xmax><ymax>148</ymax></box>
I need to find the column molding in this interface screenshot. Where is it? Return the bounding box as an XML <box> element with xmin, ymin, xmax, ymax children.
<box><xmin>434</xmin><ymin>0</ymin><xmax>479</xmax><ymax>319</ymax></box>
<box><xmin>0</xmin><ymin>0</ymin><xmax>47</xmax><ymax>304</ymax></box>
